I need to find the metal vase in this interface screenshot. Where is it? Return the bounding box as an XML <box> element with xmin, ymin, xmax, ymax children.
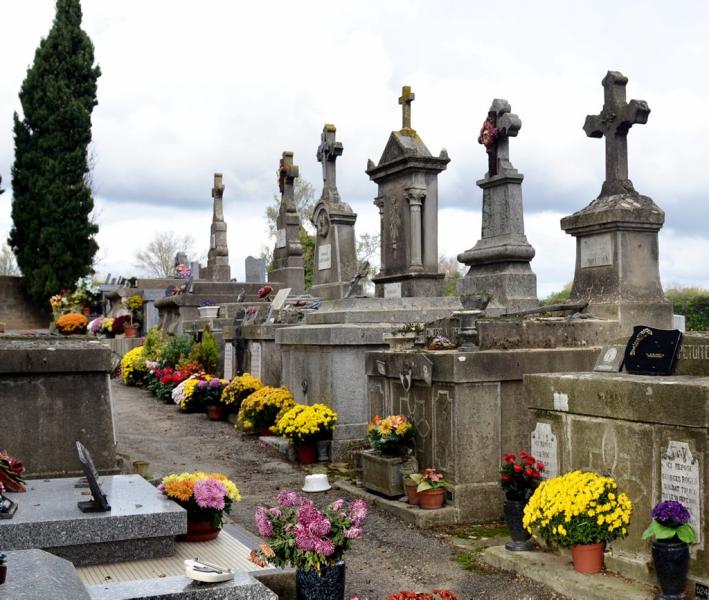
<box><xmin>503</xmin><ymin>498</ymin><xmax>534</xmax><ymax>551</ymax></box>
<box><xmin>652</xmin><ymin>539</ymin><xmax>690</xmax><ymax>600</ymax></box>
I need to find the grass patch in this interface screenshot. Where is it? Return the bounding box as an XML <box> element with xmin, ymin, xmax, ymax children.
<box><xmin>448</xmin><ymin>522</ymin><xmax>509</xmax><ymax>540</ymax></box>
<box><xmin>454</xmin><ymin>549</ymin><xmax>497</xmax><ymax>574</ymax></box>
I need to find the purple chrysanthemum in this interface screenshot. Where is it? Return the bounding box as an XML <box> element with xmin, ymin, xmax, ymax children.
<box><xmin>193</xmin><ymin>478</ymin><xmax>226</xmax><ymax>510</ymax></box>
<box><xmin>255</xmin><ymin>505</ymin><xmax>273</xmax><ymax>537</ymax></box>
<box><xmin>209</xmin><ymin>378</ymin><xmax>222</xmax><ymax>388</ymax></box>
<box><xmin>651</xmin><ymin>500</ymin><xmax>691</xmax><ymax>526</ymax></box>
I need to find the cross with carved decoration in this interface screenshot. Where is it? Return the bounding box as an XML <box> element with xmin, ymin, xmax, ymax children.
<box><xmin>478</xmin><ymin>99</ymin><xmax>521</xmax><ymax>177</ymax></box>
<box><xmin>278</xmin><ymin>151</ymin><xmax>299</xmax><ymax>208</ymax></box>
<box><xmin>584</xmin><ymin>71</ymin><xmax>650</xmax><ymax>197</ymax></box>
<box><xmin>398</xmin><ymin>85</ymin><xmax>415</xmax><ymax>129</ymax></box>
<box><xmin>316</xmin><ymin>124</ymin><xmax>343</xmax><ymax>203</ymax></box>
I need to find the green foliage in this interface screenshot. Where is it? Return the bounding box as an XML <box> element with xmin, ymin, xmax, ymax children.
<box><xmin>666</xmin><ymin>287</ymin><xmax>709</xmax><ymax>332</ymax></box>
<box><xmin>9</xmin><ymin>0</ymin><xmax>101</xmax><ymax>304</ymax></box>
<box><xmin>188</xmin><ymin>325</ymin><xmax>219</xmax><ymax>374</ymax></box>
<box><xmin>161</xmin><ymin>335</ymin><xmax>194</xmax><ymax>368</ymax></box>
<box><xmin>299</xmin><ymin>226</ymin><xmax>314</xmax><ymax>292</ymax></box>
<box><xmin>542</xmin><ymin>283</ymin><xmax>572</xmax><ymax>305</ymax></box>
<box><xmin>142</xmin><ymin>326</ymin><xmax>166</xmax><ymax>361</ymax></box>
<box><xmin>642</xmin><ymin>520</ymin><xmax>696</xmax><ymax>544</ymax></box>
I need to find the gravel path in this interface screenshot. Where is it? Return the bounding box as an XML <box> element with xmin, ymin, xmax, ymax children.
<box><xmin>112</xmin><ymin>380</ymin><xmax>566</xmax><ymax>600</ymax></box>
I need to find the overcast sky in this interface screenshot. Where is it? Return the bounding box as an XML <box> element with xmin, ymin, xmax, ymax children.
<box><xmin>1</xmin><ymin>1</ymin><xmax>708</xmax><ymax>296</ymax></box>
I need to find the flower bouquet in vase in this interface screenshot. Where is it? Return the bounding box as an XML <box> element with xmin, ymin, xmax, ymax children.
<box><xmin>273</xmin><ymin>404</ymin><xmax>337</xmax><ymax>464</ymax></box>
<box><xmin>500</xmin><ymin>451</ymin><xmax>543</xmax><ymax>551</ymax></box>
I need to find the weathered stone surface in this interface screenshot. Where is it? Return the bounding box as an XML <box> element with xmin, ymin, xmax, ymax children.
<box><xmin>0</xmin><ymin>550</ymin><xmax>91</xmax><ymax>600</ymax></box>
<box><xmin>361</xmin><ymin>450</ymin><xmax>417</xmax><ymax>497</ymax></box>
<box><xmin>206</xmin><ymin>173</ymin><xmax>232</xmax><ymax>282</ymax></box>
<box><xmin>0</xmin><ymin>275</ymin><xmax>48</xmax><ymax>329</ymax></box>
<box><xmin>245</xmin><ymin>256</ymin><xmax>266</xmax><ymax>283</ymax></box>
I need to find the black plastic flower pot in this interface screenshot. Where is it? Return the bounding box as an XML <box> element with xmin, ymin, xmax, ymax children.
<box><xmin>296</xmin><ymin>561</ymin><xmax>345</xmax><ymax>600</ymax></box>
<box><xmin>652</xmin><ymin>539</ymin><xmax>690</xmax><ymax>600</ymax></box>
<box><xmin>504</xmin><ymin>498</ymin><xmax>534</xmax><ymax>551</ymax></box>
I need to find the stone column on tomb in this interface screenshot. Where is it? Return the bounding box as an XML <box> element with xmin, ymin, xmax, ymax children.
<box><xmin>268</xmin><ymin>151</ymin><xmax>305</xmax><ymax>294</ymax></box>
<box><xmin>309</xmin><ymin>124</ymin><xmax>359</xmax><ymax>299</ymax></box>
<box><xmin>561</xmin><ymin>71</ymin><xmax>672</xmax><ymax>331</ymax></box>
<box><xmin>206</xmin><ymin>172</ymin><xmax>231</xmax><ymax>281</ymax></box>
<box><xmin>457</xmin><ymin>99</ymin><xmax>538</xmax><ymax>315</ymax></box>
<box><xmin>366</xmin><ymin>85</ymin><xmax>449</xmax><ymax>298</ymax></box>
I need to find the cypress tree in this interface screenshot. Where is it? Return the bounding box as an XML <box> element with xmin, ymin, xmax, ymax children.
<box><xmin>9</xmin><ymin>0</ymin><xmax>101</xmax><ymax>303</ymax></box>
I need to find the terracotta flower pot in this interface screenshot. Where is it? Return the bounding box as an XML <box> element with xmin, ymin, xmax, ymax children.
<box><xmin>206</xmin><ymin>405</ymin><xmax>226</xmax><ymax>421</ymax></box>
<box><xmin>124</xmin><ymin>325</ymin><xmax>139</xmax><ymax>338</ymax></box>
<box><xmin>403</xmin><ymin>478</ymin><xmax>420</xmax><ymax>505</ymax></box>
<box><xmin>296</xmin><ymin>444</ymin><xmax>318</xmax><ymax>465</ymax></box>
<box><xmin>418</xmin><ymin>487</ymin><xmax>445</xmax><ymax>510</ymax></box>
<box><xmin>571</xmin><ymin>542</ymin><xmax>605</xmax><ymax>574</ymax></box>
<box><xmin>177</xmin><ymin>518</ymin><xmax>221</xmax><ymax>542</ymax></box>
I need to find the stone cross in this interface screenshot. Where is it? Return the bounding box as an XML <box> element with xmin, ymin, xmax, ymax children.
<box><xmin>478</xmin><ymin>99</ymin><xmax>521</xmax><ymax>177</ymax></box>
<box><xmin>212</xmin><ymin>172</ymin><xmax>224</xmax><ymax>221</ymax></box>
<box><xmin>316</xmin><ymin>124</ymin><xmax>343</xmax><ymax>203</ymax></box>
<box><xmin>278</xmin><ymin>151</ymin><xmax>299</xmax><ymax>210</ymax></box>
<box><xmin>583</xmin><ymin>71</ymin><xmax>650</xmax><ymax>197</ymax></box>
<box><xmin>398</xmin><ymin>85</ymin><xmax>415</xmax><ymax>129</ymax></box>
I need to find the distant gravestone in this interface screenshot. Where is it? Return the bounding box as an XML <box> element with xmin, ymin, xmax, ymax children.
<box><xmin>661</xmin><ymin>441</ymin><xmax>701</xmax><ymax>542</ymax></box>
<box><xmin>245</xmin><ymin>256</ymin><xmax>266</xmax><ymax>283</ymax></box>
<box><xmin>250</xmin><ymin>342</ymin><xmax>262</xmax><ymax>379</ymax></box>
<box><xmin>75</xmin><ymin>441</ymin><xmax>110</xmax><ymax>513</ymax></box>
<box><xmin>531</xmin><ymin>422</ymin><xmax>558</xmax><ymax>480</ymax></box>
<box><xmin>223</xmin><ymin>344</ymin><xmax>234</xmax><ymax>380</ymax></box>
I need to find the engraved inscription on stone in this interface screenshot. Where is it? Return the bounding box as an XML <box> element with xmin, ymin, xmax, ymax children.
<box><xmin>318</xmin><ymin>244</ymin><xmax>332</xmax><ymax>271</ymax></box>
<box><xmin>661</xmin><ymin>441</ymin><xmax>701</xmax><ymax>543</ymax></box>
<box><xmin>383</xmin><ymin>282</ymin><xmax>402</xmax><ymax>298</ymax></box>
<box><xmin>223</xmin><ymin>344</ymin><xmax>233</xmax><ymax>380</ymax></box>
<box><xmin>276</xmin><ymin>229</ymin><xmax>287</xmax><ymax>249</ymax></box>
<box><xmin>679</xmin><ymin>343</ymin><xmax>709</xmax><ymax>361</ymax></box>
<box><xmin>251</xmin><ymin>342</ymin><xmax>262</xmax><ymax>379</ymax></box>
<box><xmin>531</xmin><ymin>422</ymin><xmax>558</xmax><ymax>480</ymax></box>
<box><xmin>580</xmin><ymin>233</ymin><xmax>612</xmax><ymax>268</ymax></box>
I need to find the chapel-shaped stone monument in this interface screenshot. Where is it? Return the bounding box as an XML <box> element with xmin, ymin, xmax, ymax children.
<box><xmin>561</xmin><ymin>71</ymin><xmax>672</xmax><ymax>331</ymax></box>
<box><xmin>268</xmin><ymin>151</ymin><xmax>305</xmax><ymax>295</ymax></box>
<box><xmin>367</xmin><ymin>85</ymin><xmax>450</xmax><ymax>297</ymax></box>
<box><xmin>206</xmin><ymin>172</ymin><xmax>231</xmax><ymax>281</ymax></box>
<box><xmin>457</xmin><ymin>99</ymin><xmax>538</xmax><ymax>314</ymax></box>
<box><xmin>310</xmin><ymin>124</ymin><xmax>359</xmax><ymax>299</ymax></box>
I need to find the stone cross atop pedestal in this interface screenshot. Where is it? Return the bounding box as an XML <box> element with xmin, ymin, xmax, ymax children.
<box><xmin>583</xmin><ymin>71</ymin><xmax>650</xmax><ymax>197</ymax></box>
<box><xmin>317</xmin><ymin>124</ymin><xmax>343</xmax><ymax>203</ymax></box>
<box><xmin>278</xmin><ymin>151</ymin><xmax>299</xmax><ymax>210</ymax></box>
<box><xmin>398</xmin><ymin>85</ymin><xmax>415</xmax><ymax>130</ymax></box>
<box><xmin>478</xmin><ymin>99</ymin><xmax>521</xmax><ymax>178</ymax></box>
<box><xmin>206</xmin><ymin>172</ymin><xmax>231</xmax><ymax>281</ymax></box>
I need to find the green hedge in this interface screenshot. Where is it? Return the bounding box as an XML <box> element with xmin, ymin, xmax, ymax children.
<box><xmin>666</xmin><ymin>288</ymin><xmax>709</xmax><ymax>332</ymax></box>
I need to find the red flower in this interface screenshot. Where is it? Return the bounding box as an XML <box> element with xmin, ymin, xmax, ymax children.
<box><xmin>531</xmin><ymin>471</ymin><xmax>541</xmax><ymax>479</ymax></box>
<box><xmin>502</xmin><ymin>452</ymin><xmax>516</xmax><ymax>464</ymax></box>
<box><xmin>519</xmin><ymin>451</ymin><xmax>529</xmax><ymax>459</ymax></box>
<box><xmin>536</xmin><ymin>461</ymin><xmax>545</xmax><ymax>471</ymax></box>
<box><xmin>513</xmin><ymin>464</ymin><xmax>523</xmax><ymax>473</ymax></box>
<box><xmin>524</xmin><ymin>468</ymin><xmax>534</xmax><ymax>477</ymax></box>
<box><xmin>501</xmin><ymin>474</ymin><xmax>510</xmax><ymax>482</ymax></box>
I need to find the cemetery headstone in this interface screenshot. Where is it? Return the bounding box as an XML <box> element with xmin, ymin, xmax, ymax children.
<box><xmin>245</xmin><ymin>256</ymin><xmax>267</xmax><ymax>283</ymax></box>
<box><xmin>206</xmin><ymin>173</ymin><xmax>231</xmax><ymax>281</ymax></box>
<box><xmin>457</xmin><ymin>99</ymin><xmax>538</xmax><ymax>314</ymax></box>
<box><xmin>661</xmin><ymin>441</ymin><xmax>701</xmax><ymax>542</ymax></box>
<box><xmin>531</xmin><ymin>422</ymin><xmax>559</xmax><ymax>480</ymax></box>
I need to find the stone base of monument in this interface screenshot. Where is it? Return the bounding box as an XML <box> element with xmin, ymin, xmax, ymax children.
<box><xmin>0</xmin><ymin>550</ymin><xmax>92</xmax><ymax>600</ymax></box>
<box><xmin>481</xmin><ymin>546</ymin><xmax>656</xmax><ymax>600</ymax></box>
<box><xmin>0</xmin><ymin>475</ymin><xmax>186</xmax><ymax>566</ymax></box>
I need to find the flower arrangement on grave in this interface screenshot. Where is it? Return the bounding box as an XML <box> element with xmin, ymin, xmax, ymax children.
<box><xmin>99</xmin><ymin>317</ymin><xmax>114</xmax><ymax>335</ymax></box>
<box><xmin>122</xmin><ymin>294</ymin><xmax>143</xmax><ymax>326</ymax></box>
<box><xmin>237</xmin><ymin>386</ymin><xmax>295</xmax><ymax>432</ymax></box>
<box><xmin>643</xmin><ymin>500</ymin><xmax>696</xmax><ymax>543</ymax></box>
<box><xmin>121</xmin><ymin>345</ymin><xmax>147</xmax><ymax>386</ymax></box>
<box><xmin>111</xmin><ymin>314</ymin><xmax>131</xmax><ymax>335</ymax></box>
<box><xmin>172</xmin><ymin>375</ymin><xmax>201</xmax><ymax>411</ymax></box>
<box><xmin>221</xmin><ymin>373</ymin><xmax>264</xmax><ymax>413</ymax></box>
<box><xmin>87</xmin><ymin>316</ymin><xmax>104</xmax><ymax>335</ymax></box>
<box><xmin>192</xmin><ymin>375</ymin><xmax>230</xmax><ymax>408</ymax></box>
<box><xmin>200</xmin><ymin>298</ymin><xmax>217</xmax><ymax>307</ymax></box>
<box><xmin>386</xmin><ymin>592</ymin><xmax>460</xmax><ymax>600</ymax></box>
<box><xmin>273</xmin><ymin>404</ymin><xmax>337</xmax><ymax>447</ymax></box>
<box><xmin>159</xmin><ymin>471</ymin><xmax>240</xmax><ymax>529</ymax></box>
<box><xmin>500</xmin><ymin>451</ymin><xmax>544</xmax><ymax>501</ymax></box>
<box><xmin>409</xmin><ymin>468</ymin><xmax>447</xmax><ymax>509</ymax></box>
<box><xmin>55</xmin><ymin>312</ymin><xmax>88</xmax><ymax>335</ymax></box>
<box><xmin>175</xmin><ymin>263</ymin><xmax>191</xmax><ymax>279</ymax></box>
<box><xmin>523</xmin><ymin>470</ymin><xmax>633</xmax><ymax>548</ymax></box>
<box><xmin>257</xmin><ymin>285</ymin><xmax>273</xmax><ymax>301</ymax></box>
<box><xmin>0</xmin><ymin>450</ymin><xmax>26</xmax><ymax>492</ymax></box>
<box><xmin>251</xmin><ymin>490</ymin><xmax>367</xmax><ymax>573</ymax></box>
<box><xmin>367</xmin><ymin>415</ymin><xmax>415</xmax><ymax>457</ymax></box>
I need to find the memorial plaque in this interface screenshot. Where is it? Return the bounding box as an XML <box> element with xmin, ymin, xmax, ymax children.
<box><xmin>624</xmin><ymin>325</ymin><xmax>682</xmax><ymax>375</ymax></box>
<box><xmin>580</xmin><ymin>232</ymin><xmax>612</xmax><ymax>268</ymax></box>
<box><xmin>318</xmin><ymin>244</ymin><xmax>332</xmax><ymax>271</ymax></box>
<box><xmin>271</xmin><ymin>288</ymin><xmax>291</xmax><ymax>311</ymax></box>
<box><xmin>75</xmin><ymin>441</ymin><xmax>111</xmax><ymax>513</ymax></box>
<box><xmin>251</xmin><ymin>342</ymin><xmax>262</xmax><ymax>379</ymax></box>
<box><xmin>383</xmin><ymin>282</ymin><xmax>402</xmax><ymax>298</ymax></box>
<box><xmin>276</xmin><ymin>229</ymin><xmax>287</xmax><ymax>249</ymax></box>
<box><xmin>661</xmin><ymin>441</ymin><xmax>701</xmax><ymax>542</ymax></box>
<box><xmin>531</xmin><ymin>422</ymin><xmax>558</xmax><ymax>480</ymax></box>
<box><xmin>696</xmin><ymin>583</ymin><xmax>709</xmax><ymax>599</ymax></box>
<box><xmin>593</xmin><ymin>344</ymin><xmax>625</xmax><ymax>372</ymax></box>
<box><xmin>223</xmin><ymin>344</ymin><xmax>233</xmax><ymax>380</ymax></box>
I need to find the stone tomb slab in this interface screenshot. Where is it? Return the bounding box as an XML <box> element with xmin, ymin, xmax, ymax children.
<box><xmin>0</xmin><ymin>475</ymin><xmax>186</xmax><ymax>566</ymax></box>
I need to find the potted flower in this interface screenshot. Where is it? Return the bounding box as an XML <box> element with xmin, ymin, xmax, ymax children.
<box><xmin>643</xmin><ymin>500</ymin><xmax>696</xmax><ymax>598</ymax></box>
<box><xmin>523</xmin><ymin>470</ymin><xmax>633</xmax><ymax>574</ymax></box>
<box><xmin>500</xmin><ymin>451</ymin><xmax>543</xmax><ymax>551</ymax></box>
<box><xmin>0</xmin><ymin>553</ymin><xmax>6</xmax><ymax>585</ymax></box>
<box><xmin>55</xmin><ymin>313</ymin><xmax>88</xmax><ymax>335</ymax></box>
<box><xmin>159</xmin><ymin>471</ymin><xmax>240</xmax><ymax>541</ymax></box>
<box><xmin>383</xmin><ymin>322</ymin><xmax>424</xmax><ymax>351</ymax></box>
<box><xmin>194</xmin><ymin>376</ymin><xmax>229</xmax><ymax>420</ymax></box>
<box><xmin>198</xmin><ymin>299</ymin><xmax>220</xmax><ymax>319</ymax></box>
<box><xmin>120</xmin><ymin>345</ymin><xmax>147</xmax><ymax>387</ymax></box>
<box><xmin>122</xmin><ymin>294</ymin><xmax>144</xmax><ymax>337</ymax></box>
<box><xmin>273</xmin><ymin>404</ymin><xmax>337</xmax><ymax>465</ymax></box>
<box><xmin>237</xmin><ymin>386</ymin><xmax>295</xmax><ymax>435</ymax></box>
<box><xmin>251</xmin><ymin>490</ymin><xmax>367</xmax><ymax>600</ymax></box>
<box><xmin>409</xmin><ymin>468</ymin><xmax>447</xmax><ymax>510</ymax></box>
<box><xmin>221</xmin><ymin>373</ymin><xmax>264</xmax><ymax>417</ymax></box>
<box><xmin>362</xmin><ymin>415</ymin><xmax>417</xmax><ymax>497</ymax></box>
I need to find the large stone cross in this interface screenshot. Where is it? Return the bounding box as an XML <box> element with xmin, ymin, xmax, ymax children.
<box><xmin>316</xmin><ymin>124</ymin><xmax>343</xmax><ymax>203</ymax></box>
<box><xmin>278</xmin><ymin>151</ymin><xmax>299</xmax><ymax>210</ymax></box>
<box><xmin>398</xmin><ymin>85</ymin><xmax>415</xmax><ymax>129</ymax></box>
<box><xmin>212</xmin><ymin>172</ymin><xmax>224</xmax><ymax>221</ymax></box>
<box><xmin>583</xmin><ymin>71</ymin><xmax>650</xmax><ymax>196</ymax></box>
<box><xmin>478</xmin><ymin>99</ymin><xmax>521</xmax><ymax>177</ymax></box>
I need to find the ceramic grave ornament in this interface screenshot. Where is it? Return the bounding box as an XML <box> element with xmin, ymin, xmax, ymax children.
<box><xmin>457</xmin><ymin>99</ymin><xmax>538</xmax><ymax>314</ymax></box>
<box><xmin>268</xmin><ymin>151</ymin><xmax>305</xmax><ymax>294</ymax></box>
<box><xmin>206</xmin><ymin>173</ymin><xmax>231</xmax><ymax>282</ymax></box>
<box><xmin>561</xmin><ymin>71</ymin><xmax>672</xmax><ymax>331</ymax></box>
<box><xmin>310</xmin><ymin>124</ymin><xmax>359</xmax><ymax>299</ymax></box>
<box><xmin>367</xmin><ymin>85</ymin><xmax>449</xmax><ymax>298</ymax></box>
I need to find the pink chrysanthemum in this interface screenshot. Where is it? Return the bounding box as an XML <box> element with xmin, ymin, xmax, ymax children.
<box><xmin>193</xmin><ymin>478</ymin><xmax>227</xmax><ymax>510</ymax></box>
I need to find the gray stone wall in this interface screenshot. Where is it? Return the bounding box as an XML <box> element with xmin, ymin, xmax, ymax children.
<box><xmin>0</xmin><ymin>276</ymin><xmax>48</xmax><ymax>329</ymax></box>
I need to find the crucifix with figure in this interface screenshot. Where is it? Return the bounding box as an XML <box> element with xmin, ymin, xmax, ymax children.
<box><xmin>317</xmin><ymin>124</ymin><xmax>343</xmax><ymax>203</ymax></box>
<box><xmin>583</xmin><ymin>70</ymin><xmax>650</xmax><ymax>197</ymax></box>
<box><xmin>478</xmin><ymin>99</ymin><xmax>521</xmax><ymax>178</ymax></box>
<box><xmin>399</xmin><ymin>85</ymin><xmax>415</xmax><ymax>130</ymax></box>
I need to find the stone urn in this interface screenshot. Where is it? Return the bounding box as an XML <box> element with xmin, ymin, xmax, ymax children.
<box><xmin>361</xmin><ymin>450</ymin><xmax>417</xmax><ymax>498</ymax></box>
<box><xmin>198</xmin><ymin>306</ymin><xmax>220</xmax><ymax>319</ymax></box>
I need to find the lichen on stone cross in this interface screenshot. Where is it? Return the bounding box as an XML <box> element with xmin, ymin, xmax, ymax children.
<box><xmin>278</xmin><ymin>151</ymin><xmax>299</xmax><ymax>210</ymax></box>
<box><xmin>583</xmin><ymin>70</ymin><xmax>650</xmax><ymax>197</ymax></box>
<box><xmin>477</xmin><ymin>98</ymin><xmax>521</xmax><ymax>177</ymax></box>
<box><xmin>316</xmin><ymin>124</ymin><xmax>343</xmax><ymax>203</ymax></box>
<box><xmin>398</xmin><ymin>85</ymin><xmax>415</xmax><ymax>130</ymax></box>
